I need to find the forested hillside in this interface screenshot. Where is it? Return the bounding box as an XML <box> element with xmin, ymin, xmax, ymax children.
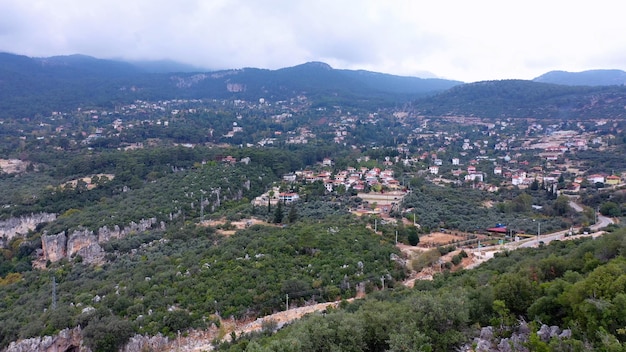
<box><xmin>0</xmin><ymin>216</ymin><xmax>403</xmax><ymax>350</ymax></box>
<box><xmin>0</xmin><ymin>53</ymin><xmax>460</xmax><ymax>118</ymax></box>
<box><xmin>412</xmin><ymin>80</ymin><xmax>626</xmax><ymax>119</ymax></box>
<box><xmin>534</xmin><ymin>69</ymin><xmax>626</xmax><ymax>86</ymax></box>
<box><xmin>218</xmin><ymin>229</ymin><xmax>626</xmax><ymax>352</ymax></box>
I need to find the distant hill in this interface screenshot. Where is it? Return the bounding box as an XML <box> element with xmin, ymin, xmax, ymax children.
<box><xmin>533</xmin><ymin>69</ymin><xmax>626</xmax><ymax>86</ymax></box>
<box><xmin>126</xmin><ymin>59</ymin><xmax>210</xmax><ymax>73</ymax></box>
<box><xmin>412</xmin><ymin>79</ymin><xmax>626</xmax><ymax>119</ymax></box>
<box><xmin>0</xmin><ymin>53</ymin><xmax>462</xmax><ymax>118</ymax></box>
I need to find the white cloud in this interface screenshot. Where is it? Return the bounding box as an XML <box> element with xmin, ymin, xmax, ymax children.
<box><xmin>1</xmin><ymin>0</ymin><xmax>626</xmax><ymax>82</ymax></box>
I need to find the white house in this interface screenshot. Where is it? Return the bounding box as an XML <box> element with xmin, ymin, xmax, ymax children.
<box><xmin>587</xmin><ymin>174</ymin><xmax>605</xmax><ymax>184</ymax></box>
<box><xmin>465</xmin><ymin>173</ymin><xmax>484</xmax><ymax>182</ymax></box>
<box><xmin>278</xmin><ymin>192</ymin><xmax>300</xmax><ymax>203</ymax></box>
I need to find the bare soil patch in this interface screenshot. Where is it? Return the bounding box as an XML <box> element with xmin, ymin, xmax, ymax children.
<box><xmin>418</xmin><ymin>232</ymin><xmax>466</xmax><ymax>247</ymax></box>
<box><xmin>63</xmin><ymin>174</ymin><xmax>115</xmax><ymax>190</ymax></box>
<box><xmin>0</xmin><ymin>159</ymin><xmax>29</xmax><ymax>174</ymax></box>
<box><xmin>200</xmin><ymin>217</ymin><xmax>266</xmax><ymax>236</ymax></box>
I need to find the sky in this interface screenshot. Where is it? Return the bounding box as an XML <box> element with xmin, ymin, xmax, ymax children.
<box><xmin>1</xmin><ymin>0</ymin><xmax>625</xmax><ymax>83</ymax></box>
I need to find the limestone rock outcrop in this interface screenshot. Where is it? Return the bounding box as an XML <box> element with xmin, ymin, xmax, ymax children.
<box><xmin>97</xmin><ymin>218</ymin><xmax>158</xmax><ymax>243</ymax></box>
<box><xmin>119</xmin><ymin>334</ymin><xmax>169</xmax><ymax>352</ymax></box>
<box><xmin>0</xmin><ymin>213</ymin><xmax>56</xmax><ymax>247</ymax></box>
<box><xmin>41</xmin><ymin>232</ymin><xmax>68</xmax><ymax>263</ymax></box>
<box><xmin>41</xmin><ymin>218</ymin><xmax>159</xmax><ymax>264</ymax></box>
<box><xmin>67</xmin><ymin>229</ymin><xmax>104</xmax><ymax>264</ymax></box>
<box><xmin>3</xmin><ymin>326</ymin><xmax>170</xmax><ymax>352</ymax></box>
<box><xmin>5</xmin><ymin>327</ymin><xmax>86</xmax><ymax>352</ymax></box>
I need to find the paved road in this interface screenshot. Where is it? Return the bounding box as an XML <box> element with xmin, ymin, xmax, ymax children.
<box><xmin>477</xmin><ymin>202</ymin><xmax>615</xmax><ymax>251</ymax></box>
<box><xmin>518</xmin><ymin>229</ymin><xmax>570</xmax><ymax>248</ymax></box>
<box><xmin>592</xmin><ymin>214</ymin><xmax>614</xmax><ymax>231</ymax></box>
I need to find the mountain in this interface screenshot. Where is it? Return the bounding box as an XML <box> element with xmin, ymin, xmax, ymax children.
<box><xmin>412</xmin><ymin>79</ymin><xmax>626</xmax><ymax>119</ymax></box>
<box><xmin>0</xmin><ymin>53</ymin><xmax>462</xmax><ymax>118</ymax></box>
<box><xmin>533</xmin><ymin>69</ymin><xmax>626</xmax><ymax>86</ymax></box>
<box><xmin>0</xmin><ymin>53</ymin><xmax>147</xmax><ymax>117</ymax></box>
<box><xmin>127</xmin><ymin>59</ymin><xmax>211</xmax><ymax>73</ymax></box>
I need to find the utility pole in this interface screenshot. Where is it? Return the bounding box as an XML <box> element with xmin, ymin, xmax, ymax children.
<box><xmin>395</xmin><ymin>230</ymin><xmax>398</xmax><ymax>245</ymax></box>
<box><xmin>51</xmin><ymin>276</ymin><xmax>57</xmax><ymax>310</ymax></box>
<box><xmin>380</xmin><ymin>276</ymin><xmax>385</xmax><ymax>290</ymax></box>
<box><xmin>532</xmin><ymin>219</ymin><xmax>540</xmax><ymax>245</ymax></box>
<box><xmin>200</xmin><ymin>196</ymin><xmax>204</xmax><ymax>221</ymax></box>
<box><xmin>285</xmin><ymin>294</ymin><xmax>289</xmax><ymax>311</ymax></box>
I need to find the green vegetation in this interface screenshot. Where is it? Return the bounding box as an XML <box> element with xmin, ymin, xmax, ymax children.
<box><xmin>219</xmin><ymin>230</ymin><xmax>626</xmax><ymax>352</ymax></box>
<box><xmin>0</xmin><ymin>217</ymin><xmax>402</xmax><ymax>348</ymax></box>
<box><xmin>2</xmin><ymin>52</ymin><xmax>626</xmax><ymax>351</ymax></box>
<box><xmin>402</xmin><ymin>182</ymin><xmax>574</xmax><ymax>234</ymax></box>
<box><xmin>414</xmin><ymin>80</ymin><xmax>626</xmax><ymax>119</ymax></box>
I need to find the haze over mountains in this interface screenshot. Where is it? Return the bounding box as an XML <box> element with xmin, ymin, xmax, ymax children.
<box><xmin>2</xmin><ymin>52</ymin><xmax>626</xmax><ymax>119</ymax></box>
<box><xmin>533</xmin><ymin>69</ymin><xmax>626</xmax><ymax>86</ymax></box>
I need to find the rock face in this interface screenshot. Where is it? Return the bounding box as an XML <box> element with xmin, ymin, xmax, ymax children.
<box><xmin>467</xmin><ymin>323</ymin><xmax>573</xmax><ymax>352</ymax></box>
<box><xmin>119</xmin><ymin>334</ymin><xmax>169</xmax><ymax>352</ymax></box>
<box><xmin>0</xmin><ymin>213</ymin><xmax>56</xmax><ymax>247</ymax></box>
<box><xmin>5</xmin><ymin>327</ymin><xmax>86</xmax><ymax>352</ymax></box>
<box><xmin>3</xmin><ymin>327</ymin><xmax>170</xmax><ymax>352</ymax></box>
<box><xmin>41</xmin><ymin>218</ymin><xmax>159</xmax><ymax>264</ymax></box>
<box><xmin>41</xmin><ymin>232</ymin><xmax>68</xmax><ymax>263</ymax></box>
<box><xmin>97</xmin><ymin>218</ymin><xmax>158</xmax><ymax>243</ymax></box>
<box><xmin>67</xmin><ymin>229</ymin><xmax>104</xmax><ymax>264</ymax></box>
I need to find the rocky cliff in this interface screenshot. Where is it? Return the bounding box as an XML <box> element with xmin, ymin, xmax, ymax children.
<box><xmin>66</xmin><ymin>229</ymin><xmax>104</xmax><ymax>265</ymax></box>
<box><xmin>4</xmin><ymin>327</ymin><xmax>85</xmax><ymax>352</ymax></box>
<box><xmin>0</xmin><ymin>213</ymin><xmax>56</xmax><ymax>247</ymax></box>
<box><xmin>3</xmin><ymin>327</ymin><xmax>170</xmax><ymax>352</ymax></box>
<box><xmin>41</xmin><ymin>218</ymin><xmax>160</xmax><ymax>264</ymax></box>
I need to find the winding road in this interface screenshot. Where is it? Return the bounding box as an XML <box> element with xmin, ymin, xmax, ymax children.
<box><xmin>178</xmin><ymin>201</ymin><xmax>615</xmax><ymax>351</ymax></box>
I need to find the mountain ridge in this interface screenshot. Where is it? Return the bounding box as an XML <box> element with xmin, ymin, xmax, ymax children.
<box><xmin>4</xmin><ymin>52</ymin><xmax>626</xmax><ymax>120</ymax></box>
<box><xmin>0</xmin><ymin>53</ymin><xmax>462</xmax><ymax>118</ymax></box>
<box><xmin>412</xmin><ymin>79</ymin><xmax>626</xmax><ymax>119</ymax></box>
<box><xmin>533</xmin><ymin>69</ymin><xmax>626</xmax><ymax>86</ymax></box>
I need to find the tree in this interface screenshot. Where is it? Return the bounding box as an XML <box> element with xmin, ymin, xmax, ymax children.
<box><xmin>407</xmin><ymin>228</ymin><xmax>420</xmax><ymax>246</ymax></box>
<box><xmin>287</xmin><ymin>204</ymin><xmax>298</xmax><ymax>223</ymax></box>
<box><xmin>162</xmin><ymin>310</ymin><xmax>193</xmax><ymax>333</ymax></box>
<box><xmin>558</xmin><ymin>174</ymin><xmax>566</xmax><ymax>189</ymax></box>
<box><xmin>273</xmin><ymin>201</ymin><xmax>284</xmax><ymax>224</ymax></box>
<box><xmin>512</xmin><ymin>193</ymin><xmax>533</xmax><ymax>213</ymax></box>
<box><xmin>600</xmin><ymin>201</ymin><xmax>621</xmax><ymax>217</ymax></box>
<box><xmin>493</xmin><ymin>272</ymin><xmax>538</xmax><ymax>317</ymax></box>
<box><xmin>82</xmin><ymin>315</ymin><xmax>134</xmax><ymax>352</ymax></box>
<box><xmin>553</xmin><ymin>195</ymin><xmax>571</xmax><ymax>216</ymax></box>
<box><xmin>530</xmin><ymin>179</ymin><xmax>540</xmax><ymax>191</ymax></box>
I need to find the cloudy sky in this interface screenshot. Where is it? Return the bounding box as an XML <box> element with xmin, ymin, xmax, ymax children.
<box><xmin>1</xmin><ymin>0</ymin><xmax>625</xmax><ymax>82</ymax></box>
